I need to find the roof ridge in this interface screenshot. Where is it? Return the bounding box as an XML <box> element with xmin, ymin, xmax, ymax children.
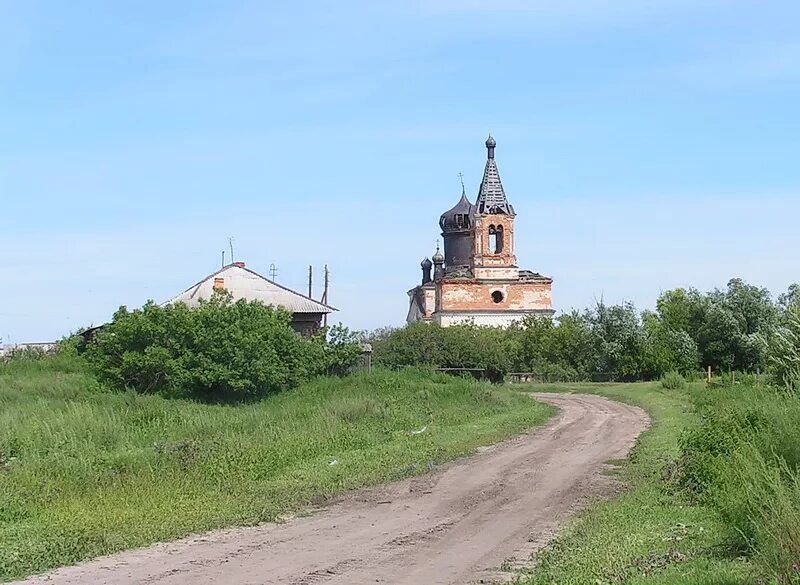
<box><xmin>239</xmin><ymin>265</ymin><xmax>337</xmax><ymax>311</ymax></box>
<box><xmin>162</xmin><ymin>263</ymin><xmax>337</xmax><ymax>312</ymax></box>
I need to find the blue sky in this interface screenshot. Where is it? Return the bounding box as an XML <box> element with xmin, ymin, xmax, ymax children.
<box><xmin>2</xmin><ymin>1</ymin><xmax>799</xmax><ymax>342</ymax></box>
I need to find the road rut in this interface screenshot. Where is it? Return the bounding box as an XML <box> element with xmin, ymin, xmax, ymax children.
<box><xmin>12</xmin><ymin>393</ymin><xmax>649</xmax><ymax>585</ymax></box>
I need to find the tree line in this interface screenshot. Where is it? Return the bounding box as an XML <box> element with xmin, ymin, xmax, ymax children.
<box><xmin>370</xmin><ymin>279</ymin><xmax>800</xmax><ymax>383</ymax></box>
<box><xmin>57</xmin><ymin>278</ymin><xmax>800</xmax><ymax>398</ymax></box>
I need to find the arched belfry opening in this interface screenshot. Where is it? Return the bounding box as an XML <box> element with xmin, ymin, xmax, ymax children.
<box><xmin>488</xmin><ymin>224</ymin><xmax>504</xmax><ymax>254</ymax></box>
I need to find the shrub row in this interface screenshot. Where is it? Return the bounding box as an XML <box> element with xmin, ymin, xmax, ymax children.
<box><xmin>370</xmin><ymin>306</ymin><xmax>699</xmax><ymax>382</ymax></box>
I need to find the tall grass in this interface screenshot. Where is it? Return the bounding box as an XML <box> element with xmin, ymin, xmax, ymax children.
<box><xmin>679</xmin><ymin>385</ymin><xmax>800</xmax><ymax>581</ymax></box>
<box><xmin>0</xmin><ymin>356</ymin><xmax>554</xmax><ymax>581</ymax></box>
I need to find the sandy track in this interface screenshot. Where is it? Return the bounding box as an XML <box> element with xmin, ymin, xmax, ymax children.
<box><xmin>13</xmin><ymin>393</ymin><xmax>649</xmax><ymax>585</ymax></box>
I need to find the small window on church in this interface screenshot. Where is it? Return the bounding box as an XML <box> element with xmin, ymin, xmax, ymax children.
<box><xmin>491</xmin><ymin>290</ymin><xmax>504</xmax><ymax>303</ymax></box>
<box><xmin>488</xmin><ymin>225</ymin><xmax>504</xmax><ymax>254</ymax></box>
<box><xmin>454</xmin><ymin>214</ymin><xmax>469</xmax><ymax>229</ymax></box>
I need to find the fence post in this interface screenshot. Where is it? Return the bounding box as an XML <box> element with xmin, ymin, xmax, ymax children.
<box><xmin>707</xmin><ymin>365</ymin><xmax>712</xmax><ymax>384</ymax></box>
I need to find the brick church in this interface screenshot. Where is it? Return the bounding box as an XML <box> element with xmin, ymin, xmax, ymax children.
<box><xmin>407</xmin><ymin>136</ymin><xmax>554</xmax><ymax>327</ymax></box>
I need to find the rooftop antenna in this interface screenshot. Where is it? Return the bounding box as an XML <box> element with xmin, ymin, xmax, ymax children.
<box><xmin>269</xmin><ymin>263</ymin><xmax>278</xmax><ymax>281</ymax></box>
<box><xmin>221</xmin><ymin>250</ymin><xmax>226</xmax><ymax>268</ymax></box>
<box><xmin>228</xmin><ymin>237</ymin><xmax>235</xmax><ymax>264</ymax></box>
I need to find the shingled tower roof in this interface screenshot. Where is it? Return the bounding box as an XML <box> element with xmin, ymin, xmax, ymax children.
<box><xmin>476</xmin><ymin>134</ymin><xmax>514</xmax><ymax>216</ymax></box>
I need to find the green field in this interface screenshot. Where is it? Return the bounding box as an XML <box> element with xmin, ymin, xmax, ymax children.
<box><xmin>0</xmin><ymin>357</ymin><xmax>554</xmax><ymax>582</ymax></box>
<box><xmin>521</xmin><ymin>381</ymin><xmax>752</xmax><ymax>585</ymax></box>
<box><xmin>4</xmin><ymin>355</ymin><xmax>797</xmax><ymax>584</ymax></box>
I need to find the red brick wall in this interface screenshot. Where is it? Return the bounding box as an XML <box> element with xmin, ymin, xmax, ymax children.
<box><xmin>439</xmin><ymin>280</ymin><xmax>552</xmax><ymax>312</ymax></box>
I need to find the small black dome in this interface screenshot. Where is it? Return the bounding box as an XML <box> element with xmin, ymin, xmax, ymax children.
<box><xmin>439</xmin><ymin>192</ymin><xmax>476</xmax><ymax>233</ymax></box>
<box><xmin>485</xmin><ymin>134</ymin><xmax>496</xmax><ymax>148</ymax></box>
<box><xmin>420</xmin><ymin>257</ymin><xmax>433</xmax><ymax>269</ymax></box>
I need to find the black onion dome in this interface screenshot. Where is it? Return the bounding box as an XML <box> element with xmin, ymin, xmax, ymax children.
<box><xmin>439</xmin><ymin>192</ymin><xmax>476</xmax><ymax>233</ymax></box>
<box><xmin>420</xmin><ymin>257</ymin><xmax>433</xmax><ymax>269</ymax></box>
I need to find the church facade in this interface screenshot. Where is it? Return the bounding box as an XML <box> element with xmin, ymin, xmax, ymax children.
<box><xmin>407</xmin><ymin>136</ymin><xmax>554</xmax><ymax>327</ymax></box>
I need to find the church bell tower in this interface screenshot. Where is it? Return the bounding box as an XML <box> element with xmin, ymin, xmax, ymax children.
<box><xmin>471</xmin><ymin>134</ymin><xmax>519</xmax><ymax>280</ymax></box>
<box><xmin>406</xmin><ymin>135</ymin><xmax>554</xmax><ymax>327</ymax></box>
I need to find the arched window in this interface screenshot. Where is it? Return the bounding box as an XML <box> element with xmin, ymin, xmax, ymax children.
<box><xmin>488</xmin><ymin>225</ymin><xmax>504</xmax><ymax>254</ymax></box>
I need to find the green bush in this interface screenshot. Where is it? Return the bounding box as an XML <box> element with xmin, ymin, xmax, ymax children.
<box><xmin>660</xmin><ymin>371</ymin><xmax>686</xmax><ymax>390</ymax></box>
<box><xmin>84</xmin><ymin>292</ymin><xmax>359</xmax><ymax>400</ymax></box>
<box><xmin>372</xmin><ymin>322</ymin><xmax>515</xmax><ymax>379</ymax></box>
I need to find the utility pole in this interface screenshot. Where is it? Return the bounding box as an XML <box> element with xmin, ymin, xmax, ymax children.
<box><xmin>322</xmin><ymin>264</ymin><xmax>330</xmax><ymax>327</ymax></box>
<box><xmin>308</xmin><ymin>265</ymin><xmax>313</xmax><ymax>298</ymax></box>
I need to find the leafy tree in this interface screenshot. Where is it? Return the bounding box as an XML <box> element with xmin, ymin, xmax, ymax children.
<box><xmin>656</xmin><ymin>287</ymin><xmax>709</xmax><ymax>341</ymax></box>
<box><xmin>588</xmin><ymin>301</ymin><xmax>646</xmax><ymax>380</ymax></box>
<box><xmin>719</xmin><ymin>278</ymin><xmax>778</xmax><ymax>337</ymax></box>
<box><xmin>514</xmin><ymin>315</ymin><xmax>556</xmax><ymax>372</ymax></box>
<box><xmin>550</xmin><ymin>312</ymin><xmax>597</xmax><ymax>375</ymax></box>
<box><xmin>778</xmin><ymin>283</ymin><xmax>800</xmax><ymax>313</ymax></box>
<box><xmin>641</xmin><ymin>312</ymin><xmax>699</xmax><ymax>377</ymax></box>
<box><xmin>657</xmin><ymin>280</ymin><xmax>777</xmax><ymax>371</ymax></box>
<box><xmin>696</xmin><ymin>304</ymin><xmax>743</xmax><ymax>371</ymax></box>
<box><xmin>514</xmin><ymin>312</ymin><xmax>595</xmax><ymax>378</ymax></box>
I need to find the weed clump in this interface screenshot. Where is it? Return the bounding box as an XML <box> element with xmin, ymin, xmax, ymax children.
<box><xmin>660</xmin><ymin>371</ymin><xmax>686</xmax><ymax>390</ymax></box>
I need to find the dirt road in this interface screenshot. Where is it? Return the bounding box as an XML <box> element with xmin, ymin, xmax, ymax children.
<box><xmin>13</xmin><ymin>393</ymin><xmax>649</xmax><ymax>585</ymax></box>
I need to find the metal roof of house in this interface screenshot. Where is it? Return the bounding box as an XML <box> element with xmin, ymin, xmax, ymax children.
<box><xmin>163</xmin><ymin>263</ymin><xmax>336</xmax><ymax>314</ymax></box>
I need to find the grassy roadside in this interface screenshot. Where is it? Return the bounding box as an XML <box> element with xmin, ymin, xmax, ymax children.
<box><xmin>0</xmin><ymin>358</ymin><xmax>555</xmax><ymax>582</ymax></box>
<box><xmin>520</xmin><ymin>382</ymin><xmax>752</xmax><ymax>585</ymax></box>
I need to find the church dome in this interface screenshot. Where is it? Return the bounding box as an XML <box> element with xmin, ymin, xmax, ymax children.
<box><xmin>439</xmin><ymin>192</ymin><xmax>476</xmax><ymax>233</ymax></box>
<box><xmin>420</xmin><ymin>257</ymin><xmax>433</xmax><ymax>270</ymax></box>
